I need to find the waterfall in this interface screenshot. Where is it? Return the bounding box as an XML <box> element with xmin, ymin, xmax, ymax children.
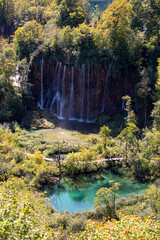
<box><xmin>80</xmin><ymin>64</ymin><xmax>85</xmax><ymax>121</ymax></box>
<box><xmin>95</xmin><ymin>67</ymin><xmax>99</xmax><ymax>112</ymax></box>
<box><xmin>40</xmin><ymin>59</ymin><xmax>44</xmax><ymax>108</ymax></box>
<box><xmin>46</xmin><ymin>62</ymin><xmax>59</xmax><ymax>109</ymax></box>
<box><xmin>10</xmin><ymin>66</ymin><xmax>20</xmax><ymax>87</ymax></box>
<box><xmin>53</xmin><ymin>62</ymin><xmax>59</xmax><ymax>91</ymax></box>
<box><xmin>121</xmin><ymin>98</ymin><xmax>126</xmax><ymax>110</ymax></box>
<box><xmin>121</xmin><ymin>70</ymin><xmax>127</xmax><ymax>110</ymax></box>
<box><xmin>59</xmin><ymin>65</ymin><xmax>66</xmax><ymax>119</ymax></box>
<box><xmin>57</xmin><ymin>62</ymin><xmax>62</xmax><ymax>116</ymax></box>
<box><xmin>102</xmin><ymin>64</ymin><xmax>111</xmax><ymax>113</ymax></box>
<box><xmin>38</xmin><ymin>59</ymin><xmax>44</xmax><ymax>109</ymax></box>
<box><xmin>49</xmin><ymin>62</ymin><xmax>59</xmax><ymax>113</ymax></box>
<box><xmin>87</xmin><ymin>63</ymin><xmax>90</xmax><ymax>122</ymax></box>
<box><xmin>37</xmin><ymin>60</ymin><xmax>104</xmax><ymax>123</ymax></box>
<box><xmin>50</xmin><ymin>62</ymin><xmax>62</xmax><ymax>114</ymax></box>
<box><xmin>69</xmin><ymin>66</ymin><xmax>74</xmax><ymax>119</ymax></box>
<box><xmin>27</xmin><ymin>62</ymin><xmax>30</xmax><ymax>81</ymax></box>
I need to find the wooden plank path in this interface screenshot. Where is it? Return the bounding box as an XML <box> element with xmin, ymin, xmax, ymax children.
<box><xmin>26</xmin><ymin>153</ymin><xmax>159</xmax><ymax>163</ymax></box>
<box><xmin>44</xmin><ymin>157</ymin><xmax>124</xmax><ymax>163</ymax></box>
<box><xmin>25</xmin><ymin>152</ymin><xmax>123</xmax><ymax>163</ymax></box>
<box><xmin>96</xmin><ymin>158</ymin><xmax>124</xmax><ymax>163</ymax></box>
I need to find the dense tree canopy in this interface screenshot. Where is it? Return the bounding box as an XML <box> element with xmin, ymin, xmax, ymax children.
<box><xmin>0</xmin><ymin>38</ymin><xmax>24</xmax><ymax>122</ymax></box>
<box><xmin>0</xmin><ymin>0</ymin><xmax>159</xmax><ymax>127</ymax></box>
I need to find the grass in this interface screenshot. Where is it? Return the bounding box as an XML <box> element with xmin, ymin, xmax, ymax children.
<box><xmin>29</xmin><ymin>125</ymin><xmax>98</xmax><ymax>146</ymax></box>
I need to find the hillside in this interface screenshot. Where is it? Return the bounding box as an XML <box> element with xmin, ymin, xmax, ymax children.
<box><xmin>0</xmin><ymin>0</ymin><xmax>160</xmax><ymax>239</ymax></box>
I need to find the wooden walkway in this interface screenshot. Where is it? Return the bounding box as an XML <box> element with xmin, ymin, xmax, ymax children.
<box><xmin>26</xmin><ymin>152</ymin><xmax>123</xmax><ymax>163</ymax></box>
<box><xmin>44</xmin><ymin>157</ymin><xmax>124</xmax><ymax>163</ymax></box>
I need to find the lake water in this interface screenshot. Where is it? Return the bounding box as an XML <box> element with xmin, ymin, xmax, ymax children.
<box><xmin>46</xmin><ymin>172</ymin><xmax>148</xmax><ymax>214</ymax></box>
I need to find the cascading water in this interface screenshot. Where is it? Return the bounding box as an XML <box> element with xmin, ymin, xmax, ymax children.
<box><xmin>102</xmin><ymin>64</ymin><xmax>111</xmax><ymax>113</ymax></box>
<box><xmin>59</xmin><ymin>65</ymin><xmax>66</xmax><ymax>119</ymax></box>
<box><xmin>27</xmin><ymin>62</ymin><xmax>30</xmax><ymax>81</ymax></box>
<box><xmin>38</xmin><ymin>59</ymin><xmax>44</xmax><ymax>109</ymax></box>
<box><xmin>69</xmin><ymin>66</ymin><xmax>74</xmax><ymax>120</ymax></box>
<box><xmin>10</xmin><ymin>66</ymin><xmax>20</xmax><ymax>87</ymax></box>
<box><xmin>37</xmin><ymin>60</ymin><xmax>119</xmax><ymax>123</ymax></box>
<box><xmin>95</xmin><ymin>67</ymin><xmax>99</xmax><ymax>111</ymax></box>
<box><xmin>80</xmin><ymin>64</ymin><xmax>85</xmax><ymax>121</ymax></box>
<box><xmin>50</xmin><ymin>62</ymin><xmax>62</xmax><ymax>115</ymax></box>
<box><xmin>87</xmin><ymin>63</ymin><xmax>90</xmax><ymax>122</ymax></box>
<box><xmin>46</xmin><ymin>62</ymin><xmax>59</xmax><ymax>109</ymax></box>
<box><xmin>121</xmin><ymin>98</ymin><xmax>126</xmax><ymax>110</ymax></box>
<box><xmin>56</xmin><ymin>62</ymin><xmax>62</xmax><ymax>116</ymax></box>
<box><xmin>49</xmin><ymin>62</ymin><xmax>59</xmax><ymax>113</ymax></box>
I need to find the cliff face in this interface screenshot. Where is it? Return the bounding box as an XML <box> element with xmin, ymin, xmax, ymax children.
<box><xmin>30</xmin><ymin>60</ymin><xmax>136</xmax><ymax>122</ymax></box>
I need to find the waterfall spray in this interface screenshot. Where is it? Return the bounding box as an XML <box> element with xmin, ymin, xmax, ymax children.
<box><xmin>49</xmin><ymin>62</ymin><xmax>60</xmax><ymax>114</ymax></box>
<box><xmin>38</xmin><ymin>59</ymin><xmax>44</xmax><ymax>109</ymax></box>
<box><xmin>69</xmin><ymin>66</ymin><xmax>74</xmax><ymax>119</ymax></box>
<box><xmin>60</xmin><ymin>65</ymin><xmax>66</xmax><ymax>119</ymax></box>
<box><xmin>102</xmin><ymin>64</ymin><xmax>111</xmax><ymax>112</ymax></box>
<box><xmin>80</xmin><ymin>64</ymin><xmax>85</xmax><ymax>121</ymax></box>
<box><xmin>57</xmin><ymin>62</ymin><xmax>62</xmax><ymax>116</ymax></box>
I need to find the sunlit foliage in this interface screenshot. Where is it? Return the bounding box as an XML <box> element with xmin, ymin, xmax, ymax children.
<box><xmin>69</xmin><ymin>214</ymin><xmax>160</xmax><ymax>239</ymax></box>
<box><xmin>0</xmin><ymin>177</ymin><xmax>55</xmax><ymax>239</ymax></box>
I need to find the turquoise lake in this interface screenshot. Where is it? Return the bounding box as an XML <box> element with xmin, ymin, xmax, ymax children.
<box><xmin>46</xmin><ymin>172</ymin><xmax>148</xmax><ymax>214</ymax></box>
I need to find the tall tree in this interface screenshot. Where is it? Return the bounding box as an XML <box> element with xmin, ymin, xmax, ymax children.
<box><xmin>57</xmin><ymin>0</ymin><xmax>90</xmax><ymax>28</ymax></box>
<box><xmin>99</xmin><ymin>0</ymin><xmax>134</xmax><ymax>49</ymax></box>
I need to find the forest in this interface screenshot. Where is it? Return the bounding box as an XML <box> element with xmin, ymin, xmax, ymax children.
<box><xmin>0</xmin><ymin>0</ymin><xmax>160</xmax><ymax>239</ymax></box>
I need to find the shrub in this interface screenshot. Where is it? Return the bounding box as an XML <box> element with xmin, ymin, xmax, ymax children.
<box><xmin>69</xmin><ymin>214</ymin><xmax>160</xmax><ymax>239</ymax></box>
<box><xmin>0</xmin><ymin>178</ymin><xmax>55</xmax><ymax>239</ymax></box>
<box><xmin>28</xmin><ymin>150</ymin><xmax>45</xmax><ymax>165</ymax></box>
<box><xmin>62</xmin><ymin>149</ymin><xmax>98</xmax><ymax>175</ymax></box>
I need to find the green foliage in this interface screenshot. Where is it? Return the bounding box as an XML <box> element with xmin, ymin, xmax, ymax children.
<box><xmin>99</xmin><ymin>125</ymin><xmax>111</xmax><ymax>143</ymax></box>
<box><xmin>0</xmin><ymin>39</ymin><xmax>24</xmax><ymax>122</ymax></box>
<box><xmin>16</xmin><ymin>128</ymin><xmax>78</xmax><ymax>156</ymax></box>
<box><xmin>95</xmin><ymin>180</ymin><xmax>120</xmax><ymax>218</ymax></box>
<box><xmin>118</xmin><ymin>122</ymin><xmax>139</xmax><ymax>160</ymax></box>
<box><xmin>151</xmin><ymin>101</ymin><xmax>160</xmax><ymax>131</ymax></box>
<box><xmin>151</xmin><ymin>59</ymin><xmax>160</xmax><ymax>130</ymax></box>
<box><xmin>141</xmin><ymin>128</ymin><xmax>160</xmax><ymax>161</ymax></box>
<box><xmin>28</xmin><ymin>149</ymin><xmax>45</xmax><ymax>164</ymax></box>
<box><xmin>14</xmin><ymin>20</ymin><xmax>43</xmax><ymax>59</ymax></box>
<box><xmin>0</xmin><ymin>177</ymin><xmax>55</xmax><ymax>239</ymax></box>
<box><xmin>0</xmin><ymin>0</ymin><xmax>14</xmax><ymax>35</ymax></box>
<box><xmin>123</xmin><ymin>95</ymin><xmax>137</xmax><ymax>125</ymax></box>
<box><xmin>12</xmin><ymin>151</ymin><xmax>60</xmax><ymax>186</ymax></box>
<box><xmin>0</xmin><ymin>126</ymin><xmax>25</xmax><ymax>166</ymax></box>
<box><xmin>0</xmin><ymin>125</ymin><xmax>60</xmax><ymax>185</ymax></box>
<box><xmin>69</xmin><ymin>214</ymin><xmax>160</xmax><ymax>239</ymax></box>
<box><xmin>57</xmin><ymin>0</ymin><xmax>90</xmax><ymax>28</ymax></box>
<box><xmin>62</xmin><ymin>149</ymin><xmax>99</xmax><ymax>175</ymax></box>
<box><xmin>99</xmin><ymin>0</ymin><xmax>134</xmax><ymax>50</ymax></box>
<box><xmin>155</xmin><ymin>58</ymin><xmax>160</xmax><ymax>100</ymax></box>
<box><xmin>0</xmin><ymin>1</ymin><xmax>160</xmax><ymax>237</ymax></box>
<box><xmin>54</xmin><ymin>212</ymin><xmax>87</xmax><ymax>234</ymax></box>
<box><xmin>145</xmin><ymin>184</ymin><xmax>160</xmax><ymax>217</ymax></box>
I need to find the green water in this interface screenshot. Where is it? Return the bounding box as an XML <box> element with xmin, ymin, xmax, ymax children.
<box><xmin>46</xmin><ymin>172</ymin><xmax>148</xmax><ymax>214</ymax></box>
<box><xmin>89</xmin><ymin>0</ymin><xmax>112</xmax><ymax>13</ymax></box>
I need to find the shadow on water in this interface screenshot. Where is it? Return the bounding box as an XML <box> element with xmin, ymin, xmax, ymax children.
<box><xmin>55</xmin><ymin>119</ymin><xmax>100</xmax><ymax>134</ymax></box>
